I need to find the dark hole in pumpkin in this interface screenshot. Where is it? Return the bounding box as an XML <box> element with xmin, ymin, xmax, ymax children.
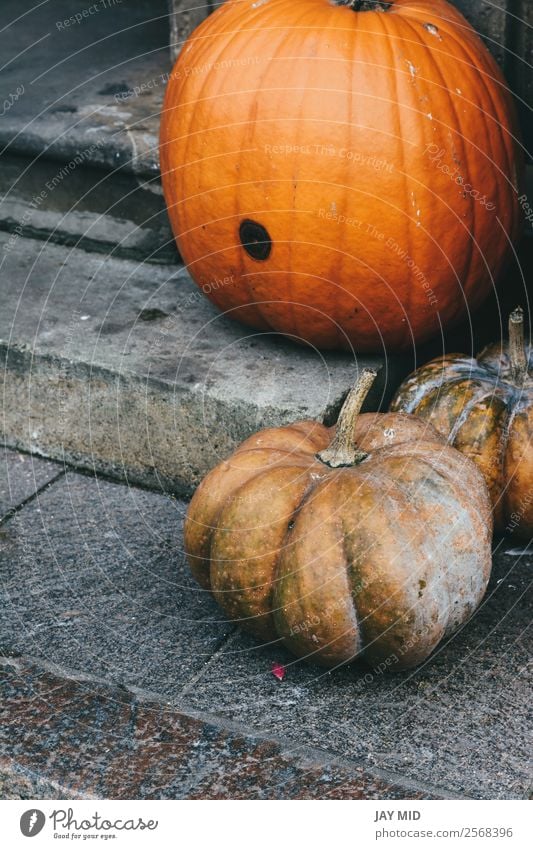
<box><xmin>239</xmin><ymin>219</ymin><xmax>272</xmax><ymax>261</ymax></box>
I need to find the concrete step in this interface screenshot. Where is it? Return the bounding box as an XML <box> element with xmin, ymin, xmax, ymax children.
<box><xmin>0</xmin><ymin>452</ymin><xmax>530</xmax><ymax>799</ymax></box>
<box><xmin>1</xmin><ymin>656</ymin><xmax>438</xmax><ymax>800</ymax></box>
<box><xmin>0</xmin><ymin>232</ymin><xmax>409</xmax><ymax>494</ymax></box>
<box><xmin>0</xmin><ymin>0</ymin><xmax>168</xmax><ymax>178</ymax></box>
<box><xmin>0</xmin><ymin>153</ymin><xmax>178</xmax><ymax>264</ymax></box>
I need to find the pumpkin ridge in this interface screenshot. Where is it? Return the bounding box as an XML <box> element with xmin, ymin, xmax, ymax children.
<box><xmin>402</xmin><ymin>15</ymin><xmax>479</xmax><ymax>299</ymax></box>
<box><xmin>165</xmin><ymin>4</ymin><xmax>241</xmax><ymax>201</ymax></box>
<box><xmin>500</xmin><ymin>399</ymin><xmax>525</xmax><ymax>526</ymax></box>
<box><xmin>185</xmin><ymin>446</ymin><xmax>317</xmax><ymax>588</ymax></box>
<box><xmin>434</xmin><ymin>29</ymin><xmax>507</xmax><ymax>272</ymax></box>
<box><xmin>278</xmin><ymin>0</ymin><xmax>332</xmax><ymax>344</ymax></box>
<box><xmin>209</xmin><ymin>463</ymin><xmax>318</xmax><ymax>637</ymax></box>
<box><xmin>432</xmin><ymin>11</ymin><xmax>519</xmax><ymax>204</ymax></box>
<box><xmin>446</xmin><ymin>385</ymin><xmax>508</xmax><ymax>442</ymax></box>
<box><xmin>272</xmin><ymin>473</ymin><xmax>352</xmax><ymax>597</ymax></box>
<box><xmin>273</xmin><ymin>476</ymin><xmax>362</xmax><ymax>665</ymax></box>
<box><xmin>237</xmin><ymin>433</ymin><xmax>330</xmax><ymax>456</ymax></box>
<box><xmin>166</xmin><ymin>22</ymin><xmax>233</xmax><ymax>288</ymax></box>
<box><xmin>339</xmin><ymin>467</ymin><xmax>445</xmax><ymax>665</ymax></box>
<box><xmin>271</xmin><ymin>460</ymin><xmax>424</xmax><ymax>657</ymax></box>
<box><xmin>206</xmin><ymin>456</ymin><xmax>316</xmax><ymax>544</ymax></box>
<box><xmin>378</xmin><ymin>11</ymin><xmax>415</xmax><ymax>348</ymax></box>
<box><xmin>339</xmin><ymin>500</ymin><xmax>372</xmax><ymax>654</ymax></box>
<box><xmin>356</xmin><ymin>448</ymin><xmax>490</xmax><ymax>635</ymax></box>
<box><xmin>236</xmin><ymin>10</ymin><xmax>308</xmax><ymax>332</ymax></box>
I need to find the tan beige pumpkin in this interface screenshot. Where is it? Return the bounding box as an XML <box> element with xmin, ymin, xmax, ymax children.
<box><xmin>184</xmin><ymin>370</ymin><xmax>492</xmax><ymax>669</ymax></box>
<box><xmin>391</xmin><ymin>308</ymin><xmax>533</xmax><ymax>538</ymax></box>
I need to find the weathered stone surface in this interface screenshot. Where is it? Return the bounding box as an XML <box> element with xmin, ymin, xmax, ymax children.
<box><xmin>0</xmin><ymin>154</ymin><xmax>178</xmax><ymax>264</ymax></box>
<box><xmin>0</xmin><ymin>658</ymin><xmax>436</xmax><ymax>800</ymax></box>
<box><xmin>176</xmin><ymin>546</ymin><xmax>533</xmax><ymax>800</ymax></box>
<box><xmin>0</xmin><ymin>447</ymin><xmax>62</xmax><ymax>520</ymax></box>
<box><xmin>0</xmin><ymin>0</ymin><xmax>169</xmax><ymax>178</ymax></box>
<box><xmin>0</xmin><ymin>233</ymin><xmax>409</xmax><ymax>494</ymax></box>
<box><xmin>0</xmin><ymin>454</ymin><xmax>530</xmax><ymax>799</ymax></box>
<box><xmin>0</xmin><ymin>471</ymin><xmax>231</xmax><ymax>693</ymax></box>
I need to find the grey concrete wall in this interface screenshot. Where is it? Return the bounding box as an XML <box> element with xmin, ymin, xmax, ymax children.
<box><xmin>453</xmin><ymin>0</ymin><xmax>532</xmax><ymax>151</ymax></box>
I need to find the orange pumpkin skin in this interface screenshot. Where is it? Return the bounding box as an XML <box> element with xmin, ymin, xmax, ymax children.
<box><xmin>160</xmin><ymin>0</ymin><xmax>522</xmax><ymax>352</ymax></box>
<box><xmin>184</xmin><ymin>400</ymin><xmax>492</xmax><ymax>669</ymax></box>
<box><xmin>390</xmin><ymin>314</ymin><xmax>533</xmax><ymax>538</ymax></box>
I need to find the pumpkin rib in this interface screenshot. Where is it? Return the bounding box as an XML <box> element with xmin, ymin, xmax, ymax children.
<box><xmin>434</xmin><ymin>16</ymin><xmax>519</xmax><ymax>217</ymax></box>
<box><xmin>367</xmin><ymin>439</ymin><xmax>492</xmax><ymax>533</ymax></box>
<box><xmin>378</xmin><ymin>11</ymin><xmax>415</xmax><ymax>350</ymax></box>
<box><xmin>439</xmin><ymin>38</ymin><xmax>510</xmax><ymax>280</ymax></box>
<box><xmin>273</xmin><ymin>477</ymin><xmax>363</xmax><ymax>666</ymax></box>
<box><xmin>452</xmin><ymin>393</ymin><xmax>509</xmax><ymax>528</ymax></box>
<box><xmin>233</xmin><ymin>422</ymin><xmax>330</xmax><ymax>455</ymax></box>
<box><xmin>337</xmin><ymin>8</ymin><xmax>367</xmax><ymax>353</ymax></box>
<box><xmin>165</xmin><ymin>21</ymin><xmax>235</xmax><ymax>299</ymax></box>
<box><xmin>501</xmin><ymin>402</ymin><xmax>529</xmax><ymax>526</ymax></box>
<box><xmin>343</xmin><ymin>468</ymin><xmax>448</xmax><ymax>665</ymax></box>
<box><xmin>184</xmin><ymin>446</ymin><xmax>318</xmax><ymax>588</ymax></box>
<box><xmin>446</xmin><ymin>384</ymin><xmax>508</xmax><ymax>440</ymax></box>
<box><xmin>281</xmin><ymin>1</ymin><xmax>338</xmax><ymax>345</ymax></box>
<box><xmin>398</xmin><ymin>2</ymin><xmax>520</xmax><ymax>295</ymax></box>
<box><xmin>340</xmin><ymin>464</ymin><xmax>444</xmax><ymax>662</ymax></box>
<box><xmin>237</xmin><ymin>7</ymin><xmax>313</xmax><ymax>335</ymax></box>
<box><xmin>209</xmin><ymin>464</ymin><xmax>316</xmax><ymax>638</ymax></box>
<box><xmin>162</xmin><ymin>7</ymin><xmax>237</xmax><ymax>196</ymax></box>
<box><xmin>212</xmin><ymin>21</ymin><xmax>287</xmax><ymax>329</ymax></box>
<box><xmin>504</xmin><ymin>407</ymin><xmax>533</xmax><ymax>531</ymax></box>
<box><xmin>402</xmin><ymin>15</ymin><xmax>478</xmax><ymax>305</ymax></box>
<box><xmin>274</xmin><ymin>443</ymin><xmax>465</xmax><ymax>656</ymax></box>
<box><xmin>168</xmin><ymin>9</ymin><xmax>297</xmax><ymax>330</ymax></box>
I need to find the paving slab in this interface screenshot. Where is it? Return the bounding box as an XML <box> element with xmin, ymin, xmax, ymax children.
<box><xmin>0</xmin><ymin>232</ymin><xmax>409</xmax><ymax>494</ymax></box>
<box><xmin>0</xmin><ymin>447</ymin><xmax>62</xmax><ymax>520</ymax></box>
<box><xmin>0</xmin><ymin>469</ymin><xmax>231</xmax><ymax>695</ymax></box>
<box><xmin>0</xmin><ymin>658</ymin><xmax>437</xmax><ymax>800</ymax></box>
<box><xmin>0</xmin><ymin>456</ymin><xmax>530</xmax><ymax>799</ymax></box>
<box><xmin>176</xmin><ymin>545</ymin><xmax>533</xmax><ymax>801</ymax></box>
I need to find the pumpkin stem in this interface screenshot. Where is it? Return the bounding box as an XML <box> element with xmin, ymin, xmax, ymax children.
<box><xmin>317</xmin><ymin>368</ymin><xmax>377</xmax><ymax>468</ymax></box>
<box><xmin>338</xmin><ymin>1</ymin><xmax>392</xmax><ymax>11</ymax></box>
<box><xmin>509</xmin><ymin>306</ymin><xmax>529</xmax><ymax>384</ymax></box>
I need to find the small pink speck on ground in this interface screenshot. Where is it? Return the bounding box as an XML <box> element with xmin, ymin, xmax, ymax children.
<box><xmin>271</xmin><ymin>662</ymin><xmax>286</xmax><ymax>681</ymax></box>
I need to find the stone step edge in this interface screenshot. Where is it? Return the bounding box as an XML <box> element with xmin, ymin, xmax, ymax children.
<box><xmin>1</xmin><ymin>341</ymin><xmax>373</xmax><ymax>498</ymax></box>
<box><xmin>0</xmin><ymin>654</ymin><xmax>456</xmax><ymax>801</ymax></box>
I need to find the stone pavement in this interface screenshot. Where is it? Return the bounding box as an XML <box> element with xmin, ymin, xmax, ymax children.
<box><xmin>0</xmin><ymin>447</ymin><xmax>531</xmax><ymax>800</ymax></box>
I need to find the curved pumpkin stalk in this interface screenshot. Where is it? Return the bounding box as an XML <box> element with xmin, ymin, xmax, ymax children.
<box><xmin>317</xmin><ymin>368</ymin><xmax>377</xmax><ymax>468</ymax></box>
<box><xmin>509</xmin><ymin>307</ymin><xmax>529</xmax><ymax>385</ymax></box>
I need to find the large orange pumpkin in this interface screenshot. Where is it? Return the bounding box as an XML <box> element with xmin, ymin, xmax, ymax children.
<box><xmin>390</xmin><ymin>307</ymin><xmax>533</xmax><ymax>538</ymax></box>
<box><xmin>160</xmin><ymin>0</ymin><xmax>522</xmax><ymax>352</ymax></box>
<box><xmin>184</xmin><ymin>369</ymin><xmax>493</xmax><ymax>669</ymax></box>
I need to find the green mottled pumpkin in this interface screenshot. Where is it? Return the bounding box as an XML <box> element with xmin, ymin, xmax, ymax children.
<box><xmin>391</xmin><ymin>308</ymin><xmax>533</xmax><ymax>538</ymax></box>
